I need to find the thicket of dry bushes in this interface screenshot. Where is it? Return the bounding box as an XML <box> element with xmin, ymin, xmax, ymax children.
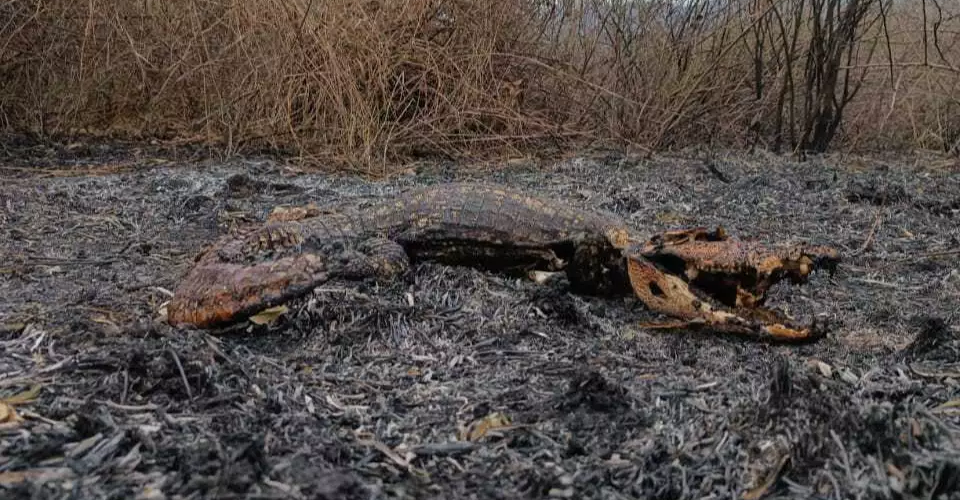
<box><xmin>1</xmin><ymin>0</ymin><xmax>958</xmax><ymax>172</ymax></box>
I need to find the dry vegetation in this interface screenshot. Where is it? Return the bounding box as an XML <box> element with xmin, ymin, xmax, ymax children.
<box><xmin>1</xmin><ymin>0</ymin><xmax>959</xmax><ymax>173</ymax></box>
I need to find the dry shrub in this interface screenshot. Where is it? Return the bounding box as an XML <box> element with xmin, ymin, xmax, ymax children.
<box><xmin>840</xmin><ymin>0</ymin><xmax>960</xmax><ymax>153</ymax></box>
<box><xmin>1</xmin><ymin>0</ymin><xmax>959</xmax><ymax>173</ymax></box>
<box><xmin>527</xmin><ymin>0</ymin><xmax>763</xmax><ymax>150</ymax></box>
<box><xmin>0</xmin><ymin>0</ymin><xmax>546</xmax><ymax>172</ymax></box>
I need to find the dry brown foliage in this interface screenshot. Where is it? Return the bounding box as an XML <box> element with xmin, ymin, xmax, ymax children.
<box><xmin>1</xmin><ymin>0</ymin><xmax>958</xmax><ymax>173</ymax></box>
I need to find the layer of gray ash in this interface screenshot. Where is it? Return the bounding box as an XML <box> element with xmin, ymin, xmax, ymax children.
<box><xmin>1</xmin><ymin>145</ymin><xmax>958</xmax><ymax>499</ymax></box>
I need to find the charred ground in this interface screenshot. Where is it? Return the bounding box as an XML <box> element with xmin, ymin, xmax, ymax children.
<box><xmin>1</xmin><ymin>141</ymin><xmax>959</xmax><ymax>499</ymax></box>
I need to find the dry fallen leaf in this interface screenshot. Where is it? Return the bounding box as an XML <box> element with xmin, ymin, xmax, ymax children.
<box><xmin>0</xmin><ymin>385</ymin><xmax>41</xmax><ymax>424</ymax></box>
<box><xmin>742</xmin><ymin>454</ymin><xmax>790</xmax><ymax>500</ymax></box>
<box><xmin>249</xmin><ymin>305</ymin><xmax>289</xmax><ymax>325</ymax></box>
<box><xmin>528</xmin><ymin>270</ymin><xmax>562</xmax><ymax>285</ymax></box>
<box><xmin>0</xmin><ymin>401</ymin><xmax>19</xmax><ymax>423</ymax></box>
<box><xmin>267</xmin><ymin>203</ymin><xmax>321</xmax><ymax>222</ymax></box>
<box><xmin>0</xmin><ymin>470</ymin><xmax>37</xmax><ymax>485</ymax></box>
<box><xmin>0</xmin><ymin>468</ymin><xmax>73</xmax><ymax>485</ymax></box>
<box><xmin>932</xmin><ymin>399</ymin><xmax>960</xmax><ymax>415</ymax></box>
<box><xmin>5</xmin><ymin>385</ymin><xmax>41</xmax><ymax>405</ymax></box>
<box><xmin>807</xmin><ymin>359</ymin><xmax>833</xmax><ymax>378</ymax></box>
<box><xmin>91</xmin><ymin>315</ymin><xmax>122</xmax><ymax>336</ymax></box>
<box><xmin>459</xmin><ymin>412</ymin><xmax>512</xmax><ymax>441</ymax></box>
<box><xmin>0</xmin><ymin>322</ymin><xmax>26</xmax><ymax>335</ymax></box>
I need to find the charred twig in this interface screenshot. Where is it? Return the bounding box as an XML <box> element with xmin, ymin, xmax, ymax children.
<box><xmin>18</xmin><ymin>257</ymin><xmax>120</xmax><ymax>267</ymax></box>
<box><xmin>701</xmin><ymin>159</ymin><xmax>732</xmax><ymax>184</ymax></box>
<box><xmin>412</xmin><ymin>441</ymin><xmax>478</xmax><ymax>457</ymax></box>
<box><xmin>874</xmin><ymin>248</ymin><xmax>960</xmax><ymax>269</ymax></box>
<box><xmin>852</xmin><ymin>209</ymin><xmax>884</xmax><ymax>256</ymax></box>
<box><xmin>99</xmin><ymin>400</ymin><xmax>160</xmax><ymax>412</ymax></box>
<box><xmin>166</xmin><ymin>347</ymin><xmax>193</xmax><ymax>400</ymax></box>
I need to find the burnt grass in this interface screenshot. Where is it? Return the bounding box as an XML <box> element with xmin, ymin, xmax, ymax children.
<box><xmin>1</xmin><ymin>141</ymin><xmax>959</xmax><ymax>499</ymax></box>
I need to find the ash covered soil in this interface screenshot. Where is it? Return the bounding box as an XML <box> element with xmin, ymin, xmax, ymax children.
<box><xmin>1</xmin><ymin>142</ymin><xmax>959</xmax><ymax>500</ymax></box>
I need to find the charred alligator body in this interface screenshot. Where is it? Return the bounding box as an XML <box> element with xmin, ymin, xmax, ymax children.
<box><xmin>166</xmin><ymin>183</ymin><xmax>840</xmax><ymax>343</ymax></box>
